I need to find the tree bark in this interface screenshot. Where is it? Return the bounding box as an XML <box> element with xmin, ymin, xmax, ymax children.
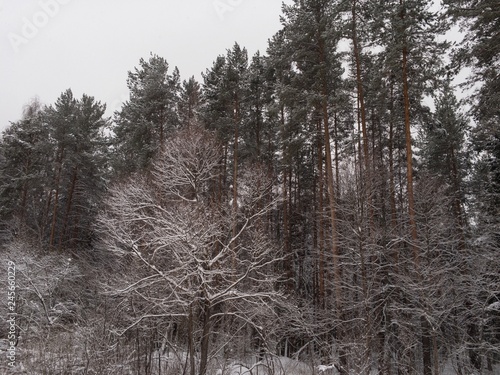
<box><xmin>352</xmin><ymin>0</ymin><xmax>370</xmax><ymax>179</ymax></box>
<box><xmin>317</xmin><ymin>119</ymin><xmax>325</xmax><ymax>306</ymax></box>
<box><xmin>388</xmin><ymin>80</ymin><xmax>398</xmax><ymax>238</ymax></box>
<box><xmin>58</xmin><ymin>166</ymin><xmax>78</xmax><ymax>251</ymax></box>
<box><xmin>400</xmin><ymin>2</ymin><xmax>432</xmax><ymax>374</ymax></box>
<box><xmin>49</xmin><ymin>147</ymin><xmax>64</xmax><ymax>249</ymax></box>
<box><xmin>281</xmin><ymin>105</ymin><xmax>293</xmax><ymax>291</ymax></box>
<box><xmin>199</xmin><ymin>302</ymin><xmax>212</xmax><ymax>375</ymax></box>
<box><xmin>400</xmin><ymin>0</ymin><xmax>419</xmax><ymax>268</ymax></box>
<box><xmin>317</xmin><ymin>12</ymin><xmax>346</xmax><ymax>372</ymax></box>
<box><xmin>188</xmin><ymin>306</ymin><xmax>196</xmax><ymax>375</ymax></box>
<box><xmin>232</xmin><ymin>93</ymin><xmax>240</xmax><ymax>271</ymax></box>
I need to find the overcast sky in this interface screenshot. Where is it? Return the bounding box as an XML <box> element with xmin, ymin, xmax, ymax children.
<box><xmin>0</xmin><ymin>0</ymin><xmax>291</xmax><ymax>132</ymax></box>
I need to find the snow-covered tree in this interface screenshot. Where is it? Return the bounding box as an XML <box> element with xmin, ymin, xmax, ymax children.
<box><xmin>98</xmin><ymin>126</ymin><xmax>287</xmax><ymax>375</ymax></box>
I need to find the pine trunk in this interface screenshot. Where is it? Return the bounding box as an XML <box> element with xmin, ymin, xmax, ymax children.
<box><xmin>318</xmin><ymin>19</ymin><xmax>346</xmax><ymax>373</ymax></box>
<box><xmin>49</xmin><ymin>147</ymin><xmax>64</xmax><ymax>249</ymax></box>
<box><xmin>317</xmin><ymin>119</ymin><xmax>325</xmax><ymax>306</ymax></box>
<box><xmin>400</xmin><ymin>2</ymin><xmax>432</xmax><ymax>374</ymax></box>
<box><xmin>352</xmin><ymin>0</ymin><xmax>370</xmax><ymax>177</ymax></box>
<box><xmin>281</xmin><ymin>105</ymin><xmax>293</xmax><ymax>290</ymax></box>
<box><xmin>58</xmin><ymin>166</ymin><xmax>78</xmax><ymax>251</ymax></box>
<box><xmin>402</xmin><ymin>21</ymin><xmax>418</xmax><ymax>268</ymax></box>
<box><xmin>321</xmin><ymin>63</ymin><xmax>346</xmax><ymax>375</ymax></box>
<box><xmin>388</xmin><ymin>80</ymin><xmax>398</xmax><ymax>237</ymax></box>
<box><xmin>19</xmin><ymin>157</ymin><xmax>32</xmax><ymax>221</ymax></box>
<box><xmin>232</xmin><ymin>94</ymin><xmax>239</xmax><ymax>271</ymax></box>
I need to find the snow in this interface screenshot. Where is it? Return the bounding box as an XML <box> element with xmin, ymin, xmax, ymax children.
<box><xmin>212</xmin><ymin>356</ymin><xmax>315</xmax><ymax>375</ymax></box>
<box><xmin>210</xmin><ymin>357</ymin><xmax>500</xmax><ymax>375</ymax></box>
<box><xmin>486</xmin><ymin>301</ymin><xmax>500</xmax><ymax>311</ymax></box>
<box><xmin>4</xmin><ymin>343</ymin><xmax>500</xmax><ymax>375</ymax></box>
<box><xmin>216</xmin><ymin>364</ymin><xmax>250</xmax><ymax>375</ymax></box>
<box><xmin>318</xmin><ymin>364</ymin><xmax>338</xmax><ymax>373</ymax></box>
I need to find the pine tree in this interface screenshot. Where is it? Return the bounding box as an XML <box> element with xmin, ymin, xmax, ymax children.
<box><xmin>64</xmin><ymin>93</ymin><xmax>110</xmax><ymax>247</ymax></box>
<box><xmin>445</xmin><ymin>0</ymin><xmax>500</xmax><ymax>254</ymax></box>
<box><xmin>0</xmin><ymin>99</ymin><xmax>49</xmax><ymax>232</ymax></box>
<box><xmin>444</xmin><ymin>0</ymin><xmax>500</xmax><ymax>123</ymax></box>
<box><xmin>201</xmin><ymin>55</ymin><xmax>231</xmax><ymax>141</ymax></box>
<box><xmin>179</xmin><ymin>76</ymin><xmax>202</xmax><ymax>129</ymax></box>
<box><xmin>422</xmin><ymin>80</ymin><xmax>469</xmax><ymax>228</ymax></box>
<box><xmin>44</xmin><ymin>89</ymin><xmax>110</xmax><ymax>249</ymax></box>
<box><xmin>225</xmin><ymin>42</ymin><xmax>248</xmax><ymax>210</ymax></box>
<box><xmin>354</xmin><ymin>0</ymin><xmax>450</xmax><ymax>372</ymax></box>
<box><xmin>278</xmin><ymin>0</ymin><xmax>351</xmax><ymax>369</ymax></box>
<box><xmin>243</xmin><ymin>51</ymin><xmax>270</xmax><ymax>164</ymax></box>
<box><xmin>113</xmin><ymin>54</ymin><xmax>180</xmax><ymax>174</ymax></box>
<box><xmin>265</xmin><ymin>29</ymin><xmax>296</xmax><ymax>294</ymax></box>
<box><xmin>44</xmin><ymin>89</ymin><xmax>79</xmax><ymax>248</ymax></box>
<box><xmin>1</xmin><ymin>90</ymin><xmax>110</xmax><ymax>250</ymax></box>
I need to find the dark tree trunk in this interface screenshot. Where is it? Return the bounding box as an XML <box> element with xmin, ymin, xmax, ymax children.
<box><xmin>199</xmin><ymin>302</ymin><xmax>212</xmax><ymax>375</ymax></box>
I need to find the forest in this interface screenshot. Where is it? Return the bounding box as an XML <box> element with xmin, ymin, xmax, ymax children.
<box><xmin>0</xmin><ymin>0</ymin><xmax>499</xmax><ymax>374</ymax></box>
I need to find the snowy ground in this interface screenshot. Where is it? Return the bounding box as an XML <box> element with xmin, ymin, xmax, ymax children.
<box><xmin>2</xmin><ymin>340</ymin><xmax>499</xmax><ymax>375</ymax></box>
<box><xmin>209</xmin><ymin>358</ymin><xmax>499</xmax><ymax>375</ymax></box>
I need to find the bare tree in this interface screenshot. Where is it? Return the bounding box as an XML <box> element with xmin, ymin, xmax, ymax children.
<box><xmin>98</xmin><ymin>126</ymin><xmax>287</xmax><ymax>375</ymax></box>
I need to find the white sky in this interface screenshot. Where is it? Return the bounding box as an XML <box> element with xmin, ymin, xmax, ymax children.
<box><xmin>0</xmin><ymin>0</ymin><xmax>291</xmax><ymax>132</ymax></box>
